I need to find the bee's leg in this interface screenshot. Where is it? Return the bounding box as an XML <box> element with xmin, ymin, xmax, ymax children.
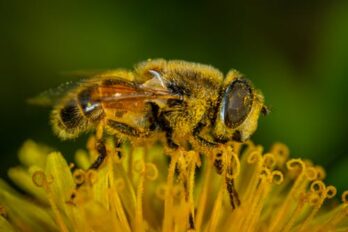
<box><xmin>213</xmin><ymin>152</ymin><xmax>224</xmax><ymax>174</ymax></box>
<box><xmin>226</xmin><ymin>175</ymin><xmax>241</xmax><ymax>209</ymax></box>
<box><xmin>114</xmin><ymin>138</ymin><xmax>122</xmax><ymax>159</ymax></box>
<box><xmin>193</xmin><ymin>122</ymin><xmax>218</xmax><ymax>147</ymax></box>
<box><xmin>89</xmin><ymin>137</ymin><xmax>123</xmax><ymax>169</ymax></box>
<box><xmin>164</xmin><ymin>127</ymin><xmax>178</xmax><ymax>149</ymax></box>
<box><xmin>157</xmin><ymin>113</ymin><xmax>178</xmax><ymax>149</ymax></box>
<box><xmin>88</xmin><ymin>123</ymin><xmax>108</xmax><ymax>170</ymax></box>
<box><xmin>214</xmin><ymin>152</ymin><xmax>240</xmax><ymax>209</ymax></box>
<box><xmin>70</xmin><ymin>125</ymin><xmax>107</xmax><ymax>201</ymax></box>
<box><xmin>70</xmin><ymin>144</ymin><xmax>106</xmax><ymax>201</ymax></box>
<box><xmin>225</xmin><ymin>156</ymin><xmax>241</xmax><ymax>209</ymax></box>
<box><xmin>146</xmin><ymin>102</ymin><xmax>179</xmax><ymax>149</ymax></box>
<box><xmin>89</xmin><ymin>140</ymin><xmax>107</xmax><ymax>169</ymax></box>
<box><xmin>107</xmin><ymin>120</ymin><xmax>150</xmax><ymax>137</ymax></box>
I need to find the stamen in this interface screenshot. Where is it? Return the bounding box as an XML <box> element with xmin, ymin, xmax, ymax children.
<box><xmin>106</xmin><ymin>148</ymin><xmax>131</xmax><ymax>232</ymax></box>
<box><xmin>195</xmin><ymin>159</ymin><xmax>213</xmax><ymax>231</ymax></box>
<box><xmin>162</xmin><ymin>150</ymin><xmax>180</xmax><ymax>232</ymax></box>
<box><xmin>342</xmin><ymin>191</ymin><xmax>348</xmax><ymax>203</ymax></box>
<box><xmin>271</xmin><ymin>170</ymin><xmax>284</xmax><ymax>185</ymax></box>
<box><xmin>134</xmin><ymin>159</ymin><xmax>145</xmax><ymax>232</ymax></box>
<box><xmin>310</xmin><ymin>180</ymin><xmax>326</xmax><ymax>194</ymax></box>
<box><xmin>155</xmin><ymin>184</ymin><xmax>166</xmax><ymax>200</ymax></box>
<box><xmin>263</xmin><ymin>153</ymin><xmax>276</xmax><ymax>169</ymax></box>
<box><xmin>72</xmin><ymin>169</ymin><xmax>85</xmax><ymax>185</ymax></box>
<box><xmin>85</xmin><ymin>169</ymin><xmax>97</xmax><ymax>186</ymax></box>
<box><xmin>144</xmin><ymin>163</ymin><xmax>158</xmax><ymax>181</ymax></box>
<box><xmin>325</xmin><ymin>186</ymin><xmax>337</xmax><ymax>199</ymax></box>
<box><xmin>270</xmin><ymin>143</ymin><xmax>289</xmax><ymax>166</ymax></box>
<box><xmin>115</xmin><ymin>178</ymin><xmax>125</xmax><ymax>191</ymax></box>
<box><xmin>32</xmin><ymin>171</ymin><xmax>68</xmax><ymax>232</ymax></box>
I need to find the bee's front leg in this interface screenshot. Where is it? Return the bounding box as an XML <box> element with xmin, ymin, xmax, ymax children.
<box><xmin>192</xmin><ymin>122</ymin><xmax>218</xmax><ymax>147</ymax></box>
<box><xmin>226</xmin><ymin>176</ymin><xmax>240</xmax><ymax>209</ymax></box>
<box><xmin>214</xmin><ymin>149</ymin><xmax>241</xmax><ymax>209</ymax></box>
<box><xmin>157</xmin><ymin>113</ymin><xmax>179</xmax><ymax>149</ymax></box>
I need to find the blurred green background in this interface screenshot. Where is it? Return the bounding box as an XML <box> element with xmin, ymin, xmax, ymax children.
<box><xmin>1</xmin><ymin>1</ymin><xmax>348</xmax><ymax>192</ymax></box>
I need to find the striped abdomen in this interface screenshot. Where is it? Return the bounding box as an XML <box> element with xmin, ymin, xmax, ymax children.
<box><xmin>51</xmin><ymin>85</ymin><xmax>105</xmax><ymax>139</ymax></box>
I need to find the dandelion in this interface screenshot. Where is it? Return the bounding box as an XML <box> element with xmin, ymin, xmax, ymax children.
<box><xmin>0</xmin><ymin>138</ymin><xmax>347</xmax><ymax>232</ymax></box>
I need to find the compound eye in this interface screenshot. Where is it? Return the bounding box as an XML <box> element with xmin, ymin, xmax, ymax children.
<box><xmin>223</xmin><ymin>80</ymin><xmax>253</xmax><ymax>128</ymax></box>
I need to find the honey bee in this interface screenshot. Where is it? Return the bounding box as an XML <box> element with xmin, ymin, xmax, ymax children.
<box><xmin>35</xmin><ymin>59</ymin><xmax>267</xmax><ymax>169</ymax></box>
<box><xmin>33</xmin><ymin>59</ymin><xmax>268</xmax><ymax>210</ymax></box>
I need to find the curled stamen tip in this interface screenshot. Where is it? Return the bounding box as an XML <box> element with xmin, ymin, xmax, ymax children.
<box><xmin>315</xmin><ymin>166</ymin><xmax>326</xmax><ymax>180</ymax></box>
<box><xmin>32</xmin><ymin>171</ymin><xmax>48</xmax><ymax>188</ymax></box>
<box><xmin>260</xmin><ymin>168</ymin><xmax>271</xmax><ymax>180</ymax></box>
<box><xmin>270</xmin><ymin>143</ymin><xmax>289</xmax><ymax>158</ymax></box>
<box><xmin>310</xmin><ymin>180</ymin><xmax>326</xmax><ymax>194</ymax></box>
<box><xmin>342</xmin><ymin>191</ymin><xmax>348</xmax><ymax>204</ymax></box>
<box><xmin>309</xmin><ymin>194</ymin><xmax>321</xmax><ymax>206</ymax></box>
<box><xmin>287</xmin><ymin>159</ymin><xmax>304</xmax><ymax>172</ymax></box>
<box><xmin>73</xmin><ymin>169</ymin><xmax>86</xmax><ymax>185</ymax></box>
<box><xmin>305</xmin><ymin>167</ymin><xmax>318</xmax><ymax>180</ymax></box>
<box><xmin>155</xmin><ymin>184</ymin><xmax>167</xmax><ymax>200</ymax></box>
<box><xmin>325</xmin><ymin>186</ymin><xmax>337</xmax><ymax>199</ymax></box>
<box><xmin>133</xmin><ymin>160</ymin><xmax>146</xmax><ymax>173</ymax></box>
<box><xmin>86</xmin><ymin>169</ymin><xmax>98</xmax><ymax>185</ymax></box>
<box><xmin>145</xmin><ymin>163</ymin><xmax>159</xmax><ymax>181</ymax></box>
<box><xmin>271</xmin><ymin>170</ymin><xmax>284</xmax><ymax>185</ymax></box>
<box><xmin>263</xmin><ymin>153</ymin><xmax>276</xmax><ymax>169</ymax></box>
<box><xmin>247</xmin><ymin>150</ymin><xmax>262</xmax><ymax>164</ymax></box>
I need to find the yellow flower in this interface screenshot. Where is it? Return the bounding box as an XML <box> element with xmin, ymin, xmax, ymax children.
<box><xmin>0</xmin><ymin>138</ymin><xmax>348</xmax><ymax>232</ymax></box>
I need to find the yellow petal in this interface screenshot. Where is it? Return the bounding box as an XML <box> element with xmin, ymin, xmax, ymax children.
<box><xmin>74</xmin><ymin>149</ymin><xmax>91</xmax><ymax>170</ymax></box>
<box><xmin>0</xmin><ymin>216</ymin><xmax>16</xmax><ymax>232</ymax></box>
<box><xmin>0</xmin><ymin>185</ymin><xmax>57</xmax><ymax>231</ymax></box>
<box><xmin>18</xmin><ymin>140</ymin><xmax>51</xmax><ymax>168</ymax></box>
<box><xmin>44</xmin><ymin>152</ymin><xmax>75</xmax><ymax>220</ymax></box>
<box><xmin>8</xmin><ymin>167</ymin><xmax>47</xmax><ymax>203</ymax></box>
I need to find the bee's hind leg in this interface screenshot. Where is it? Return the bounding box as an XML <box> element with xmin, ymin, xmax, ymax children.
<box><xmin>88</xmin><ymin>123</ymin><xmax>108</xmax><ymax>170</ymax></box>
<box><xmin>89</xmin><ymin>137</ymin><xmax>122</xmax><ymax>169</ymax></box>
<box><xmin>69</xmin><ymin>124</ymin><xmax>109</xmax><ymax>202</ymax></box>
<box><xmin>89</xmin><ymin>139</ymin><xmax>107</xmax><ymax>170</ymax></box>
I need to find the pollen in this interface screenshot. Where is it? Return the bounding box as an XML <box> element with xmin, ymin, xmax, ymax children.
<box><xmin>0</xmin><ymin>139</ymin><xmax>347</xmax><ymax>231</ymax></box>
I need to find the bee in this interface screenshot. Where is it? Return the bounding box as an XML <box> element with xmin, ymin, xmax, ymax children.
<box><xmin>34</xmin><ymin>59</ymin><xmax>267</xmax><ymax>169</ymax></box>
<box><xmin>33</xmin><ymin>59</ymin><xmax>267</xmax><ymax>210</ymax></box>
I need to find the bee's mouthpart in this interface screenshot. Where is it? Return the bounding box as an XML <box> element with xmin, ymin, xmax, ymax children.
<box><xmin>232</xmin><ymin>130</ymin><xmax>243</xmax><ymax>142</ymax></box>
<box><xmin>261</xmin><ymin>105</ymin><xmax>270</xmax><ymax>116</ymax></box>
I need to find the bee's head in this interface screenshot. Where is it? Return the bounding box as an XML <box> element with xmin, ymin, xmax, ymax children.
<box><xmin>214</xmin><ymin>70</ymin><xmax>266</xmax><ymax>143</ymax></box>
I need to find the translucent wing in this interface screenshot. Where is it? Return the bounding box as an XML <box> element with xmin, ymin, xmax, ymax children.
<box><xmin>96</xmin><ymin>73</ymin><xmax>181</xmax><ymax>108</ymax></box>
<box><xmin>28</xmin><ymin>81</ymin><xmax>80</xmax><ymax>106</ymax></box>
<box><xmin>28</xmin><ymin>69</ymin><xmax>131</xmax><ymax>106</ymax></box>
<box><xmin>29</xmin><ymin>69</ymin><xmax>181</xmax><ymax>108</ymax></box>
